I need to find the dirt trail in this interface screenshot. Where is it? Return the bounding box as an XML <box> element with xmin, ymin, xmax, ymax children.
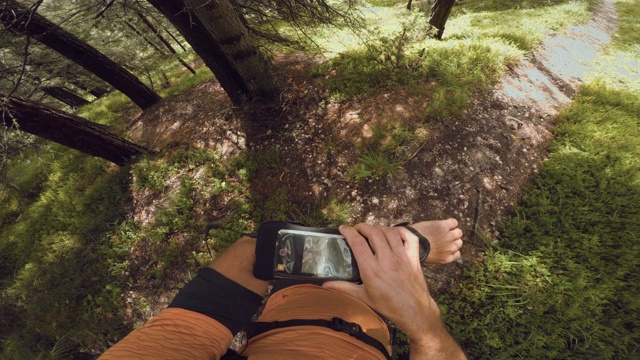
<box><xmin>374</xmin><ymin>0</ymin><xmax>620</xmax><ymax>288</ymax></box>
<box><xmin>499</xmin><ymin>0</ymin><xmax>617</xmax><ymax>111</ymax></box>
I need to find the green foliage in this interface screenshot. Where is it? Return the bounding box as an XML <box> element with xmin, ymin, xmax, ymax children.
<box><xmin>0</xmin><ymin>147</ymin><xmax>131</xmax><ymax>358</ymax></box>
<box><xmin>439</xmin><ymin>83</ymin><xmax>640</xmax><ymax>358</ymax></box>
<box><xmin>319</xmin><ymin>27</ymin><xmax>520</xmax><ymax>117</ymax></box>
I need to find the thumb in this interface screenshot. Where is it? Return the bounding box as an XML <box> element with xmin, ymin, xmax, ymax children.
<box><xmin>322</xmin><ymin>280</ymin><xmax>365</xmax><ymax>299</ymax></box>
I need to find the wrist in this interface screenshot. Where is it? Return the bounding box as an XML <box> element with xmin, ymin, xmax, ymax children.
<box><xmin>405</xmin><ymin>296</ymin><xmax>442</xmax><ymax>342</ymax></box>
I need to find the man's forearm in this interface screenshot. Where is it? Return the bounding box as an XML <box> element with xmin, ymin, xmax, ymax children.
<box><xmin>409</xmin><ymin>317</ymin><xmax>466</xmax><ymax>360</ymax></box>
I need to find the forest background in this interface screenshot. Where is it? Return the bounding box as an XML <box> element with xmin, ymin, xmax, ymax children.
<box><xmin>1</xmin><ymin>0</ymin><xmax>638</xmax><ymax>359</ymax></box>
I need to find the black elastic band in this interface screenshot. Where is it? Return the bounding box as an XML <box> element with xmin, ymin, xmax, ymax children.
<box><xmin>168</xmin><ymin>268</ymin><xmax>263</xmax><ymax>334</ymax></box>
<box><xmin>246</xmin><ymin>317</ymin><xmax>391</xmax><ymax>359</ymax></box>
<box><xmin>394</xmin><ymin>222</ymin><xmax>431</xmax><ymax>262</ymax></box>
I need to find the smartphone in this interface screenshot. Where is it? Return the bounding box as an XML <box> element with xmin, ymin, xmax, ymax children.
<box><xmin>254</xmin><ymin>222</ymin><xmax>360</xmax><ymax>282</ymax></box>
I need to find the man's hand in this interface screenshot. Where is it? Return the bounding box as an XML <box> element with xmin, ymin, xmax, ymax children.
<box><xmin>323</xmin><ymin>224</ymin><xmax>466</xmax><ymax>359</ymax></box>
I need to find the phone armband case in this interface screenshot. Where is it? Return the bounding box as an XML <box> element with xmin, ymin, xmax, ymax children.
<box><xmin>254</xmin><ymin>221</ymin><xmax>360</xmax><ymax>282</ymax></box>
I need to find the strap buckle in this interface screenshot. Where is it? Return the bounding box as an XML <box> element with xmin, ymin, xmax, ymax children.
<box><xmin>330</xmin><ymin>317</ymin><xmax>363</xmax><ymax>339</ymax></box>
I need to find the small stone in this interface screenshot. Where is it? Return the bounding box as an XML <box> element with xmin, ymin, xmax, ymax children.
<box><xmin>434</xmin><ymin>167</ymin><xmax>444</xmax><ymax>176</ymax></box>
<box><xmin>371</xmin><ymin>197</ymin><xmax>379</xmax><ymax>205</ymax></box>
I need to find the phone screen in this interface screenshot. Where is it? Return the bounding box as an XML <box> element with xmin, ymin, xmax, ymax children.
<box><xmin>274</xmin><ymin>229</ymin><xmax>353</xmax><ymax>279</ymax></box>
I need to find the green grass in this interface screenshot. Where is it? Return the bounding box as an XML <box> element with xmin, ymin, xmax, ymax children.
<box><xmin>440</xmin><ymin>83</ymin><xmax>640</xmax><ymax>358</ymax></box>
<box><xmin>447</xmin><ymin>1</ymin><xmax>592</xmax><ymax>51</ymax></box>
<box><xmin>348</xmin><ymin>119</ymin><xmax>426</xmax><ymax>183</ymax></box>
<box><xmin>614</xmin><ymin>0</ymin><xmax>640</xmax><ymax>50</ymax></box>
<box><xmin>1</xmin><ymin>0</ymin><xmax>628</xmax><ymax>357</ymax></box>
<box><xmin>158</xmin><ymin>66</ymin><xmax>214</xmax><ymax>98</ymax></box>
<box><xmin>0</xmin><ymin>147</ymin><xmax>131</xmax><ymax>358</ymax></box>
<box><xmin>438</xmin><ymin>4</ymin><xmax>640</xmax><ymax>352</ymax></box>
<box><xmin>455</xmin><ymin>0</ymin><xmax>596</xmax><ymax>13</ymax></box>
<box><xmin>313</xmin><ymin>0</ymin><xmax>592</xmax><ymax>115</ymax></box>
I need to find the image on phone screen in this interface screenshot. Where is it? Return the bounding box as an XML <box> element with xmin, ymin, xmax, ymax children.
<box><xmin>274</xmin><ymin>229</ymin><xmax>353</xmax><ymax>279</ymax></box>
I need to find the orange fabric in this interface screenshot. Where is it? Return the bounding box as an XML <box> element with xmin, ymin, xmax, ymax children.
<box><xmin>242</xmin><ymin>284</ymin><xmax>391</xmax><ymax>359</ymax></box>
<box><xmin>101</xmin><ymin>285</ymin><xmax>390</xmax><ymax>359</ymax></box>
<box><xmin>99</xmin><ymin>308</ymin><xmax>233</xmax><ymax>360</ymax></box>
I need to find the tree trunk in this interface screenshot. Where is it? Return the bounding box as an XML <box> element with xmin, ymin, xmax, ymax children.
<box><xmin>407</xmin><ymin>0</ymin><xmax>413</xmax><ymax>10</ymax></box>
<box><xmin>1</xmin><ymin>92</ymin><xmax>149</xmax><ymax>165</ymax></box>
<box><xmin>135</xmin><ymin>10</ymin><xmax>196</xmax><ymax>74</ymax></box>
<box><xmin>124</xmin><ymin>19</ymin><xmax>167</xmax><ymax>55</ymax></box>
<box><xmin>147</xmin><ymin>0</ymin><xmax>276</xmax><ymax>105</ymax></box>
<box><xmin>428</xmin><ymin>0</ymin><xmax>456</xmax><ymax>40</ymax></box>
<box><xmin>68</xmin><ymin>78</ymin><xmax>110</xmax><ymax>98</ymax></box>
<box><xmin>166</xmin><ymin>28</ymin><xmax>188</xmax><ymax>52</ymax></box>
<box><xmin>184</xmin><ymin>0</ymin><xmax>277</xmax><ymax>101</ymax></box>
<box><xmin>1</xmin><ymin>0</ymin><xmax>161</xmax><ymax>110</ymax></box>
<box><xmin>41</xmin><ymin>86</ymin><xmax>90</xmax><ymax>107</ymax></box>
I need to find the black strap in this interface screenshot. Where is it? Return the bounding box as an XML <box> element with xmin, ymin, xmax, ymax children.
<box><xmin>394</xmin><ymin>222</ymin><xmax>431</xmax><ymax>263</ymax></box>
<box><xmin>245</xmin><ymin>317</ymin><xmax>391</xmax><ymax>359</ymax></box>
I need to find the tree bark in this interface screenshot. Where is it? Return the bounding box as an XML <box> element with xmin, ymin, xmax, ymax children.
<box><xmin>428</xmin><ymin>0</ymin><xmax>456</xmax><ymax>40</ymax></box>
<box><xmin>1</xmin><ymin>92</ymin><xmax>149</xmax><ymax>165</ymax></box>
<box><xmin>41</xmin><ymin>86</ymin><xmax>90</xmax><ymax>107</ymax></box>
<box><xmin>135</xmin><ymin>10</ymin><xmax>196</xmax><ymax>74</ymax></box>
<box><xmin>147</xmin><ymin>0</ymin><xmax>277</xmax><ymax>105</ymax></box>
<box><xmin>407</xmin><ymin>0</ymin><xmax>413</xmax><ymax>10</ymax></box>
<box><xmin>1</xmin><ymin>0</ymin><xmax>161</xmax><ymax>110</ymax></box>
<box><xmin>184</xmin><ymin>0</ymin><xmax>277</xmax><ymax>101</ymax></box>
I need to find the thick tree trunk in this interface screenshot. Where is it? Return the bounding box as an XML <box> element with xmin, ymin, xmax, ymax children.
<box><xmin>407</xmin><ymin>0</ymin><xmax>413</xmax><ymax>10</ymax></box>
<box><xmin>1</xmin><ymin>0</ymin><xmax>161</xmax><ymax>110</ymax></box>
<box><xmin>135</xmin><ymin>10</ymin><xmax>196</xmax><ymax>74</ymax></box>
<box><xmin>147</xmin><ymin>0</ymin><xmax>277</xmax><ymax>105</ymax></box>
<box><xmin>1</xmin><ymin>92</ymin><xmax>149</xmax><ymax>165</ymax></box>
<box><xmin>184</xmin><ymin>0</ymin><xmax>277</xmax><ymax>101</ymax></box>
<box><xmin>41</xmin><ymin>86</ymin><xmax>90</xmax><ymax>107</ymax></box>
<box><xmin>428</xmin><ymin>0</ymin><xmax>456</xmax><ymax>39</ymax></box>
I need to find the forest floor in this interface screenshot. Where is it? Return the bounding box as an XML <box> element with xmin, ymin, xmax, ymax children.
<box><xmin>123</xmin><ymin>0</ymin><xmax>618</xmax><ymax>323</ymax></box>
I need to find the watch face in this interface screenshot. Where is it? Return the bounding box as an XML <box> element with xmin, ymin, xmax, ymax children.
<box><xmin>274</xmin><ymin>229</ymin><xmax>353</xmax><ymax>279</ymax></box>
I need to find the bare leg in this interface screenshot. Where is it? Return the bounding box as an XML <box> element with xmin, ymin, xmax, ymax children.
<box><xmin>410</xmin><ymin>219</ymin><xmax>463</xmax><ymax>264</ymax></box>
<box><xmin>208</xmin><ymin>236</ymin><xmax>270</xmax><ymax>296</ymax></box>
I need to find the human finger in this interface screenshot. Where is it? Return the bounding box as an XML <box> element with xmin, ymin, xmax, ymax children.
<box><xmin>322</xmin><ymin>280</ymin><xmax>366</xmax><ymax>302</ymax></box>
<box><xmin>397</xmin><ymin>227</ymin><xmax>420</xmax><ymax>263</ymax></box>
<box><xmin>449</xmin><ymin>228</ymin><xmax>463</xmax><ymax>241</ymax></box>
<box><xmin>382</xmin><ymin>226</ymin><xmax>405</xmax><ymax>254</ymax></box>
<box><xmin>354</xmin><ymin>223</ymin><xmax>391</xmax><ymax>257</ymax></box>
<box><xmin>339</xmin><ymin>225</ymin><xmax>375</xmax><ymax>266</ymax></box>
<box><xmin>445</xmin><ymin>218</ymin><xmax>459</xmax><ymax>229</ymax></box>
